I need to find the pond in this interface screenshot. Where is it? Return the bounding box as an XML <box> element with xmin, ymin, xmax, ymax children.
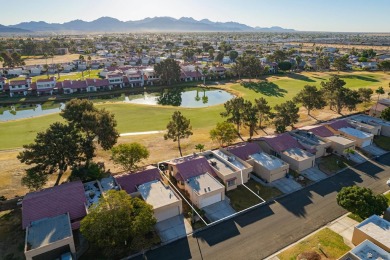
<box><xmin>0</xmin><ymin>103</ymin><xmax>65</xmax><ymax>122</ymax></box>
<box><xmin>125</xmin><ymin>88</ymin><xmax>234</xmax><ymax>108</ymax></box>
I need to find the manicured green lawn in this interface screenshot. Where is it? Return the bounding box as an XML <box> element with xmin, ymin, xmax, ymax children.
<box><xmin>317</xmin><ymin>154</ymin><xmax>352</xmax><ymax>175</ymax></box>
<box><xmin>348</xmin><ymin>213</ymin><xmax>363</xmax><ymax>223</ymax></box>
<box><xmin>9</xmin><ymin>69</ymin><xmax>102</xmax><ymax>82</ymax></box>
<box><xmin>277</xmin><ymin>228</ymin><xmax>351</xmax><ymax>260</ymax></box>
<box><xmin>374</xmin><ymin>136</ymin><xmax>390</xmax><ymax>151</ymax></box>
<box><xmin>226</xmin><ymin>183</ymin><xmax>262</xmax><ymax>211</ymax></box>
<box><xmin>245</xmin><ymin>179</ymin><xmax>282</xmax><ymax>201</ymax></box>
<box><xmin>0</xmin><ymin>71</ymin><xmax>387</xmax><ymax>149</ymax></box>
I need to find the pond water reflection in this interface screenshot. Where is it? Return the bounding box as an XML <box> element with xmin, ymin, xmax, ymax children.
<box><xmin>126</xmin><ymin>88</ymin><xmax>234</xmax><ymax>108</ymax></box>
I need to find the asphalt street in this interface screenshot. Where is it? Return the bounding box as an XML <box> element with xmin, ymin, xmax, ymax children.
<box><xmin>135</xmin><ymin>154</ymin><xmax>390</xmax><ymax>260</ymax></box>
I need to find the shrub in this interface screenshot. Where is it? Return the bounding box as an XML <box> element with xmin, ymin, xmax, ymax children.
<box><xmin>70</xmin><ymin>162</ymin><xmax>105</xmax><ymax>182</ymax></box>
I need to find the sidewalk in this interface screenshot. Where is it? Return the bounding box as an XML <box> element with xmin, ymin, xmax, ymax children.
<box><xmin>265</xmin><ymin>213</ymin><xmax>359</xmax><ymax>260</ymax></box>
<box><xmin>267</xmin><ymin>189</ymin><xmax>390</xmax><ymax>259</ymax></box>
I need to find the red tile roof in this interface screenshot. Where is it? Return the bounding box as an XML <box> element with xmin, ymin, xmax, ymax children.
<box><xmin>171</xmin><ymin>156</ymin><xmax>217</xmax><ymax>181</ymax></box>
<box><xmin>9</xmin><ymin>80</ymin><xmax>27</xmax><ymax>86</ymax></box>
<box><xmin>327</xmin><ymin>119</ymin><xmax>352</xmax><ymax>130</ymax></box>
<box><xmin>62</xmin><ymin>80</ymin><xmax>87</xmax><ymax>89</ymax></box>
<box><xmin>300</xmin><ymin>125</ymin><xmax>334</xmax><ymax>138</ymax></box>
<box><xmin>114</xmin><ymin>167</ymin><xmax>161</xmax><ymax>194</ymax></box>
<box><xmin>226</xmin><ymin>142</ymin><xmax>262</xmax><ymax>160</ymax></box>
<box><xmin>257</xmin><ymin>133</ymin><xmax>305</xmax><ymax>153</ymax></box>
<box><xmin>22</xmin><ymin>181</ymin><xmax>87</xmax><ymax>229</ymax></box>
<box><xmin>36</xmin><ymin>77</ymin><xmax>55</xmax><ymax>83</ymax></box>
<box><xmin>86</xmin><ymin>78</ymin><xmax>109</xmax><ymax>87</ymax></box>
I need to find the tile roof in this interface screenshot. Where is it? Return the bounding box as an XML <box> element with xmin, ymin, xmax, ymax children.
<box><xmin>114</xmin><ymin>167</ymin><xmax>161</xmax><ymax>194</ymax></box>
<box><xmin>9</xmin><ymin>80</ymin><xmax>27</xmax><ymax>86</ymax></box>
<box><xmin>171</xmin><ymin>156</ymin><xmax>217</xmax><ymax>181</ymax></box>
<box><xmin>257</xmin><ymin>133</ymin><xmax>305</xmax><ymax>153</ymax></box>
<box><xmin>326</xmin><ymin>119</ymin><xmax>352</xmax><ymax>130</ymax></box>
<box><xmin>22</xmin><ymin>181</ymin><xmax>87</xmax><ymax>229</ymax></box>
<box><xmin>299</xmin><ymin>125</ymin><xmax>334</xmax><ymax>138</ymax></box>
<box><xmin>62</xmin><ymin>80</ymin><xmax>87</xmax><ymax>89</ymax></box>
<box><xmin>226</xmin><ymin>142</ymin><xmax>262</xmax><ymax>160</ymax></box>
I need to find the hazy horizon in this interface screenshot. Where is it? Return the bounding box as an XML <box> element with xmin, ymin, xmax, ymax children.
<box><xmin>1</xmin><ymin>0</ymin><xmax>390</xmax><ymax>33</ymax></box>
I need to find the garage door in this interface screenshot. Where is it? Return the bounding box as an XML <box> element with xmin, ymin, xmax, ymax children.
<box><xmin>270</xmin><ymin>169</ymin><xmax>287</xmax><ymax>182</ymax></box>
<box><xmin>155</xmin><ymin>206</ymin><xmax>180</xmax><ymax>222</ymax></box>
<box><xmin>199</xmin><ymin>193</ymin><xmax>222</xmax><ymax>208</ymax></box>
<box><xmin>361</xmin><ymin>139</ymin><xmax>372</xmax><ymax>148</ymax></box>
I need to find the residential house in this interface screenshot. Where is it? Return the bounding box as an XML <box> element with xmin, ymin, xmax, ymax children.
<box><xmin>4</xmin><ymin>78</ymin><xmax>31</xmax><ymax>97</ymax></box>
<box><xmin>347</xmin><ymin>118</ymin><xmax>382</xmax><ymax>136</ymax></box>
<box><xmin>29</xmin><ymin>67</ymin><xmax>42</xmax><ymax>76</ymax></box>
<box><xmin>209</xmin><ymin>66</ymin><xmax>226</xmax><ymax>78</ymax></box>
<box><xmin>339</xmin><ymin>239</ymin><xmax>390</xmax><ymax>260</ymax></box>
<box><xmin>369</xmin><ymin>98</ymin><xmax>390</xmax><ymax>118</ymax></box>
<box><xmin>32</xmin><ymin>77</ymin><xmax>56</xmax><ymax>96</ymax></box>
<box><xmin>115</xmin><ymin>167</ymin><xmax>183</xmax><ymax>222</ymax></box>
<box><xmin>300</xmin><ymin>125</ymin><xmax>356</xmax><ymax>156</ymax></box>
<box><xmin>349</xmin><ymin>114</ymin><xmax>390</xmax><ymax>137</ymax></box>
<box><xmin>255</xmin><ymin>133</ymin><xmax>316</xmax><ymax>172</ymax></box>
<box><xmin>24</xmin><ymin>213</ymin><xmax>76</xmax><ymax>260</ymax></box>
<box><xmin>226</xmin><ymin>142</ymin><xmax>288</xmax><ymax>182</ymax></box>
<box><xmin>352</xmin><ymin>215</ymin><xmax>390</xmax><ymax>252</ymax></box>
<box><xmin>290</xmin><ymin>130</ymin><xmax>332</xmax><ymax>158</ymax></box>
<box><xmin>203</xmin><ymin>149</ymin><xmax>253</xmax><ymax>191</ymax></box>
<box><xmin>22</xmin><ymin>181</ymin><xmax>87</xmax><ymax>230</ymax></box>
<box><xmin>61</xmin><ymin>80</ymin><xmax>88</xmax><ymax>94</ymax></box>
<box><xmin>166</xmin><ymin>155</ymin><xmax>225</xmax><ymax>208</ymax></box>
<box><xmin>326</xmin><ymin>119</ymin><xmax>374</xmax><ymax>148</ymax></box>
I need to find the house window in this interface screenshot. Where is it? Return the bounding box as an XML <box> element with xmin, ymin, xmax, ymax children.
<box><xmin>227</xmin><ymin>179</ymin><xmax>236</xmax><ymax>187</ymax></box>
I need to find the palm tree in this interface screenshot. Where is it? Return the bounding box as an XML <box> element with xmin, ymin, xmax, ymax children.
<box><xmin>374</xmin><ymin>86</ymin><xmax>385</xmax><ymax>116</ymax></box>
<box><xmin>87</xmin><ymin>55</ymin><xmax>92</xmax><ymax>77</ymax></box>
<box><xmin>195</xmin><ymin>144</ymin><xmax>205</xmax><ymax>153</ymax></box>
<box><xmin>56</xmin><ymin>64</ymin><xmax>63</xmax><ymax>79</ymax></box>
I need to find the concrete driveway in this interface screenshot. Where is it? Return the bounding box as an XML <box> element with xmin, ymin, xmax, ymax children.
<box><xmin>155</xmin><ymin>215</ymin><xmax>193</xmax><ymax>243</ymax></box>
<box><xmin>348</xmin><ymin>151</ymin><xmax>367</xmax><ymax>164</ymax></box>
<box><xmin>301</xmin><ymin>167</ymin><xmax>328</xmax><ymax>182</ymax></box>
<box><xmin>362</xmin><ymin>144</ymin><xmax>387</xmax><ymax>157</ymax></box>
<box><xmin>271</xmin><ymin>177</ymin><xmax>302</xmax><ymax>194</ymax></box>
<box><xmin>203</xmin><ymin>200</ymin><xmax>236</xmax><ymax>222</ymax></box>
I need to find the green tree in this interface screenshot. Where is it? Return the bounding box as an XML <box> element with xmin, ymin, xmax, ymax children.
<box><xmin>357</xmin><ymin>88</ymin><xmax>373</xmax><ymax>103</ymax></box>
<box><xmin>111</xmin><ymin>143</ymin><xmax>150</xmax><ymax>172</ymax></box>
<box><xmin>18</xmin><ymin>122</ymin><xmax>84</xmax><ymax>187</ymax></box>
<box><xmin>321</xmin><ymin>75</ymin><xmax>360</xmax><ymax>114</ymax></box>
<box><xmin>268</xmin><ymin>49</ymin><xmax>287</xmax><ymax>63</ymax></box>
<box><xmin>337</xmin><ymin>186</ymin><xmax>388</xmax><ymax>219</ymax></box>
<box><xmin>210</xmin><ymin>121</ymin><xmax>237</xmax><ymax>147</ymax></box>
<box><xmin>164</xmin><ymin>111</ymin><xmax>193</xmax><ymax>157</ymax></box>
<box><xmin>1</xmin><ymin>52</ymin><xmax>14</xmax><ymax>67</ymax></box>
<box><xmin>274</xmin><ymin>100</ymin><xmax>300</xmax><ymax>131</ymax></box>
<box><xmin>378</xmin><ymin>60</ymin><xmax>390</xmax><ymax>72</ymax></box>
<box><xmin>80</xmin><ymin>190</ymin><xmax>156</xmax><ymax>257</ymax></box>
<box><xmin>154</xmin><ymin>58</ymin><xmax>181</xmax><ymax>85</ymax></box>
<box><xmin>293</xmin><ymin>85</ymin><xmax>326</xmax><ymax>115</ymax></box>
<box><xmin>316</xmin><ymin>56</ymin><xmax>330</xmax><ymax>71</ymax></box>
<box><xmin>21</xmin><ymin>167</ymin><xmax>49</xmax><ymax>191</ymax></box>
<box><xmin>195</xmin><ymin>143</ymin><xmax>205</xmax><ymax>152</ymax></box>
<box><xmin>234</xmin><ymin>55</ymin><xmax>263</xmax><ymax>78</ymax></box>
<box><xmin>61</xmin><ymin>99</ymin><xmax>119</xmax><ymax>162</ymax></box>
<box><xmin>333</xmin><ymin>56</ymin><xmax>349</xmax><ymax>71</ymax></box>
<box><xmin>229</xmin><ymin>50</ymin><xmax>238</xmax><ymax>62</ymax></box>
<box><xmin>215</xmin><ymin>52</ymin><xmax>224</xmax><ymax>63</ymax></box>
<box><xmin>242</xmin><ymin>101</ymin><xmax>258</xmax><ymax>140</ymax></box>
<box><xmin>220</xmin><ymin>97</ymin><xmax>246</xmax><ymax>133</ymax></box>
<box><xmin>278</xmin><ymin>61</ymin><xmax>292</xmax><ymax>72</ymax></box>
<box><xmin>375</xmin><ymin>86</ymin><xmax>385</xmax><ymax>115</ymax></box>
<box><xmin>254</xmin><ymin>97</ymin><xmax>272</xmax><ymax>128</ymax></box>
<box><xmin>380</xmin><ymin>107</ymin><xmax>390</xmax><ymax>121</ymax></box>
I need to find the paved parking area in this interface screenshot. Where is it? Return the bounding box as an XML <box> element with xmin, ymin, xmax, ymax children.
<box><xmin>362</xmin><ymin>144</ymin><xmax>387</xmax><ymax>157</ymax></box>
<box><xmin>301</xmin><ymin>167</ymin><xmax>328</xmax><ymax>182</ymax></box>
<box><xmin>203</xmin><ymin>199</ymin><xmax>236</xmax><ymax>222</ymax></box>
<box><xmin>271</xmin><ymin>177</ymin><xmax>302</xmax><ymax>194</ymax></box>
<box><xmin>155</xmin><ymin>215</ymin><xmax>193</xmax><ymax>243</ymax></box>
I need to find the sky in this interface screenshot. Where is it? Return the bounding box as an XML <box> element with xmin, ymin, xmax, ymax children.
<box><xmin>1</xmin><ymin>0</ymin><xmax>389</xmax><ymax>32</ymax></box>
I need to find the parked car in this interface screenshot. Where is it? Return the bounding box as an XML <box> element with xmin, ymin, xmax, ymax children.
<box><xmin>387</xmin><ymin>178</ymin><xmax>390</xmax><ymax>187</ymax></box>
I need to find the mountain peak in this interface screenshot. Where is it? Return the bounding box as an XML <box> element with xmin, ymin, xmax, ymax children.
<box><xmin>7</xmin><ymin>16</ymin><xmax>296</xmax><ymax>33</ymax></box>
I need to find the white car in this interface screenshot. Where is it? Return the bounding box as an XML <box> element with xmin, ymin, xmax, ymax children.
<box><xmin>387</xmin><ymin>178</ymin><xmax>390</xmax><ymax>187</ymax></box>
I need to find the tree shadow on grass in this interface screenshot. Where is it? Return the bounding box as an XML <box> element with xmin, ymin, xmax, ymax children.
<box><xmin>339</xmin><ymin>75</ymin><xmax>380</xmax><ymax>82</ymax></box>
<box><xmin>241</xmin><ymin>81</ymin><xmax>288</xmax><ymax>97</ymax></box>
<box><xmin>284</xmin><ymin>73</ymin><xmax>316</xmax><ymax>82</ymax></box>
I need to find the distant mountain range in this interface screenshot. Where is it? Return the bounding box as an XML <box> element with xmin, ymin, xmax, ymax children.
<box><xmin>0</xmin><ymin>17</ymin><xmax>295</xmax><ymax>33</ymax></box>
